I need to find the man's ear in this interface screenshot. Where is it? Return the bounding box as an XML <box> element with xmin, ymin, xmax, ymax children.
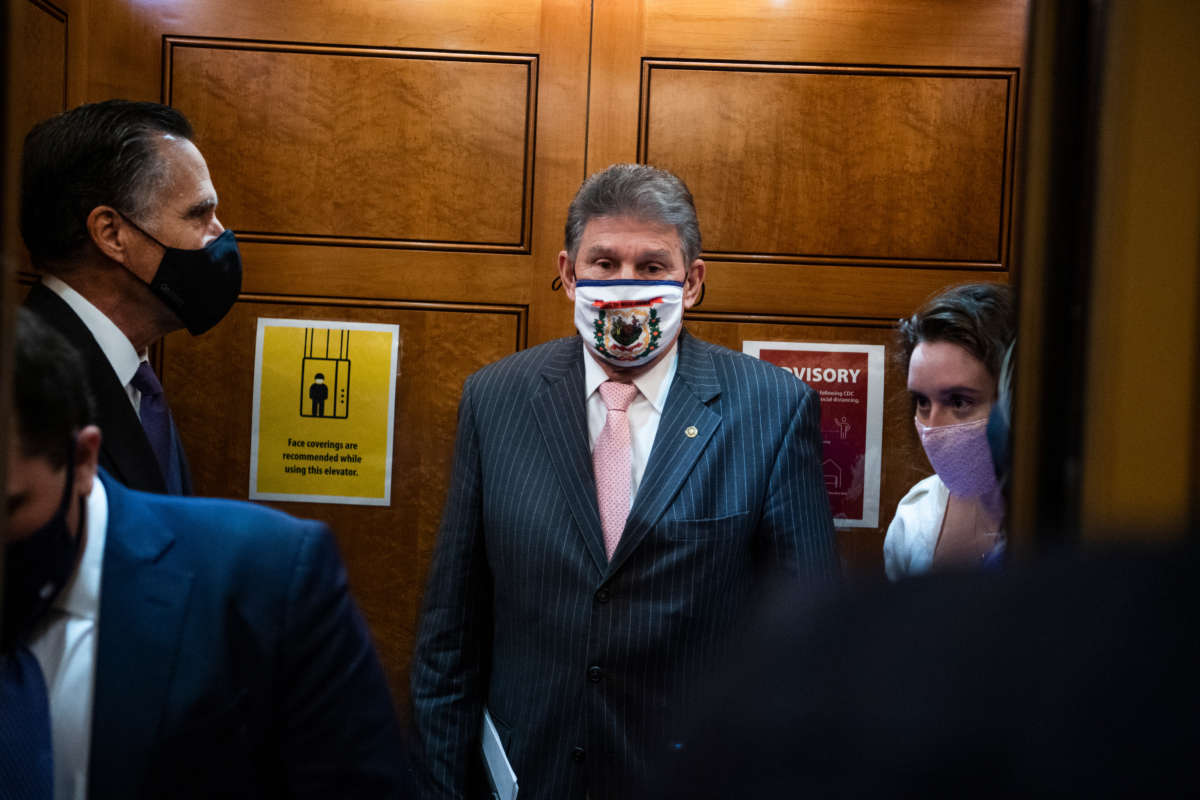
<box><xmin>682</xmin><ymin>259</ymin><xmax>706</xmax><ymax>310</ymax></box>
<box><xmin>73</xmin><ymin>425</ymin><xmax>102</xmax><ymax>497</ymax></box>
<box><xmin>557</xmin><ymin>250</ymin><xmax>577</xmax><ymax>301</ymax></box>
<box><xmin>86</xmin><ymin>206</ymin><xmax>134</xmax><ymax>266</ymax></box>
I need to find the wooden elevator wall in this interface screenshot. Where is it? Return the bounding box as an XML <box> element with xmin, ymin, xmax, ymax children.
<box><xmin>4</xmin><ymin>0</ymin><xmax>1029</xmax><ymax>706</ymax></box>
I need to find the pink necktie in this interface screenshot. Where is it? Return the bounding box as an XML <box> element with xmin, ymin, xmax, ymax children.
<box><xmin>594</xmin><ymin>381</ymin><xmax>639</xmax><ymax>560</ymax></box>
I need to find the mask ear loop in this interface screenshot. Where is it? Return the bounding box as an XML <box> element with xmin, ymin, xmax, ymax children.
<box><xmin>691</xmin><ymin>284</ymin><xmax>705</xmax><ymax>308</ymax></box>
<box><xmin>116</xmin><ymin>210</ymin><xmax>170</xmax><ymax>250</ymax></box>
<box><xmin>552</xmin><ymin>263</ymin><xmax>579</xmax><ymax>292</ymax></box>
<box><xmin>64</xmin><ymin>435</ymin><xmax>89</xmax><ymax>538</ymax></box>
<box><xmin>57</xmin><ymin>434</ymin><xmax>88</xmax><ymax>540</ymax></box>
<box><xmin>56</xmin><ymin>434</ymin><xmax>78</xmax><ymax>510</ymax></box>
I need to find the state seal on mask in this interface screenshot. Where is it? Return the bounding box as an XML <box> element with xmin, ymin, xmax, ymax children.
<box><xmin>573</xmin><ymin>279</ymin><xmax>684</xmax><ymax>369</ymax></box>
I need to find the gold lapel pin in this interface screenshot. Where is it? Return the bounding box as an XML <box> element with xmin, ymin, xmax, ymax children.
<box><xmin>685</xmin><ymin>425</ymin><xmax>698</xmax><ymax>438</ymax></box>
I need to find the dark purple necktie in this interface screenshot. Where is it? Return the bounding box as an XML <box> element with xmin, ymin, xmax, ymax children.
<box><xmin>131</xmin><ymin>361</ymin><xmax>175</xmax><ymax>485</ymax></box>
<box><xmin>0</xmin><ymin>647</ymin><xmax>54</xmax><ymax>798</ymax></box>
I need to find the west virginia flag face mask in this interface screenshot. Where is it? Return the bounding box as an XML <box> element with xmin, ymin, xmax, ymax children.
<box><xmin>573</xmin><ymin>279</ymin><xmax>684</xmax><ymax>368</ymax></box>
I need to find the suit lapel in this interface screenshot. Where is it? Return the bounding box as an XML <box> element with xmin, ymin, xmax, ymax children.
<box><xmin>24</xmin><ymin>284</ymin><xmax>167</xmax><ymax>493</ymax></box>
<box><xmin>610</xmin><ymin>332</ymin><xmax>722</xmax><ymax>572</ymax></box>
<box><xmin>531</xmin><ymin>341</ymin><xmax>608</xmax><ymax>574</ymax></box>
<box><xmin>89</xmin><ymin>472</ymin><xmax>193</xmax><ymax>796</ymax></box>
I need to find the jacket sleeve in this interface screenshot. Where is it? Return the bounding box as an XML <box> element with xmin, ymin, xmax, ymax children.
<box><xmin>410</xmin><ymin>379</ymin><xmax>493</xmax><ymax>798</ymax></box>
<box><xmin>277</xmin><ymin>520</ymin><xmax>416</xmax><ymax>797</ymax></box>
<box><xmin>758</xmin><ymin>383</ymin><xmax>839</xmax><ymax>578</ymax></box>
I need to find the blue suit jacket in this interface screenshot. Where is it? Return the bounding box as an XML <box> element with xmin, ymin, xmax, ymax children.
<box><xmin>411</xmin><ymin>331</ymin><xmax>836</xmax><ymax>799</ymax></box>
<box><xmin>88</xmin><ymin>470</ymin><xmax>413</xmax><ymax>798</ymax></box>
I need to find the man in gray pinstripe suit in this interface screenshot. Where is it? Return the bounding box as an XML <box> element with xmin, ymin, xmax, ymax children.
<box><xmin>412</xmin><ymin>164</ymin><xmax>837</xmax><ymax>799</ymax></box>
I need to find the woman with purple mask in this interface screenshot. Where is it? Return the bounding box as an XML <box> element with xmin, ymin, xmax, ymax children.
<box><xmin>884</xmin><ymin>283</ymin><xmax>1015</xmax><ymax>580</ymax></box>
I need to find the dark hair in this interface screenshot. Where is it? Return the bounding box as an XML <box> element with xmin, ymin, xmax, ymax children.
<box><xmin>897</xmin><ymin>283</ymin><xmax>1016</xmax><ymax>379</ymax></box>
<box><xmin>14</xmin><ymin>308</ymin><xmax>97</xmax><ymax>467</ymax></box>
<box><xmin>19</xmin><ymin>99</ymin><xmax>194</xmax><ymax>266</ymax></box>
<box><xmin>564</xmin><ymin>163</ymin><xmax>702</xmax><ymax>264</ymax></box>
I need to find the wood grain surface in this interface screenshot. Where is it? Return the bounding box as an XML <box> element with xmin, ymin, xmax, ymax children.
<box><xmin>162</xmin><ymin>296</ymin><xmax>523</xmax><ymax>704</ymax></box>
<box><xmin>167</xmin><ymin>40</ymin><xmax>534</xmax><ymax>250</ymax></box>
<box><xmin>15</xmin><ymin>0</ymin><xmax>1030</xmax><ymax>702</ymax></box>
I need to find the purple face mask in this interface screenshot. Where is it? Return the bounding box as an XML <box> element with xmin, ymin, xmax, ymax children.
<box><xmin>914</xmin><ymin>416</ymin><xmax>1000</xmax><ymax>499</ymax></box>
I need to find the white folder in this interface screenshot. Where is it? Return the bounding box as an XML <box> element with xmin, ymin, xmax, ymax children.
<box><xmin>481</xmin><ymin>708</ymin><xmax>519</xmax><ymax>800</ymax></box>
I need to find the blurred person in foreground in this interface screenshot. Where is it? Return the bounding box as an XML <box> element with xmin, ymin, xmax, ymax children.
<box><xmin>884</xmin><ymin>282</ymin><xmax>1015</xmax><ymax>579</ymax></box>
<box><xmin>652</xmin><ymin>319</ymin><xmax>1200</xmax><ymax>797</ymax></box>
<box><xmin>1</xmin><ymin>308</ymin><xmax>414</xmax><ymax>798</ymax></box>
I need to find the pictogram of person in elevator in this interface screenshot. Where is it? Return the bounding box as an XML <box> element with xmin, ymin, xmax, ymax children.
<box><xmin>309</xmin><ymin>373</ymin><xmax>329</xmax><ymax>417</ymax></box>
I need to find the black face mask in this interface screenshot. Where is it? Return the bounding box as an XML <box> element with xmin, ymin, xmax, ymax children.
<box><xmin>2</xmin><ymin>444</ymin><xmax>84</xmax><ymax>654</ymax></box>
<box><xmin>122</xmin><ymin>215</ymin><xmax>243</xmax><ymax>335</ymax></box>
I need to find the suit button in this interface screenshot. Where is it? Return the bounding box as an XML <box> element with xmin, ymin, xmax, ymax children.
<box><xmin>572</xmin><ymin>746</ymin><xmax>586</xmax><ymax>762</ymax></box>
<box><xmin>588</xmin><ymin>666</ymin><xmax>603</xmax><ymax>683</ymax></box>
<box><xmin>595</xmin><ymin>588</ymin><xmax>610</xmax><ymax>604</ymax></box>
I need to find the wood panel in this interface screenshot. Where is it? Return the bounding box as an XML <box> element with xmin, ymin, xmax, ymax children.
<box><xmin>589</xmin><ymin>0</ymin><xmax>1029</xmax><ymax>173</ymax></box>
<box><xmin>80</xmin><ymin>0</ymin><xmax>590</xmax><ymax>336</ymax></box>
<box><xmin>642</xmin><ymin>63</ymin><xmax>1017</xmax><ymax>268</ymax></box>
<box><xmin>686</xmin><ymin>314</ymin><xmax>936</xmax><ymax>576</ymax></box>
<box><xmin>166</xmin><ymin>39</ymin><xmax>536</xmax><ymax>252</ymax></box>
<box><xmin>589</xmin><ymin>0</ymin><xmax>1028</xmax><ymax>570</ymax></box>
<box><xmin>3</xmin><ymin>0</ymin><xmax>68</xmax><ymax>275</ymax></box>
<box><xmin>55</xmin><ymin>0</ymin><xmax>1030</xmax><ymax>671</ymax></box>
<box><xmin>643</xmin><ymin>0</ymin><xmax>1030</xmax><ymax>67</ymax></box>
<box><xmin>161</xmin><ymin>297</ymin><xmax>523</xmax><ymax>705</ymax></box>
<box><xmin>70</xmin><ymin>0</ymin><xmax>591</xmax><ymax>703</ymax></box>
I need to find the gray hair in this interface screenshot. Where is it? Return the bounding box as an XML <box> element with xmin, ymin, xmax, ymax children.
<box><xmin>20</xmin><ymin>99</ymin><xmax>194</xmax><ymax>265</ymax></box>
<box><xmin>564</xmin><ymin>163</ymin><xmax>702</xmax><ymax>265</ymax></box>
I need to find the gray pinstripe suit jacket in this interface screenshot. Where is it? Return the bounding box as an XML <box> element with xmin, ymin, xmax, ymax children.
<box><xmin>411</xmin><ymin>330</ymin><xmax>836</xmax><ymax>799</ymax></box>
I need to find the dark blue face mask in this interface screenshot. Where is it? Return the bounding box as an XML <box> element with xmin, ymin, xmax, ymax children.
<box><xmin>2</xmin><ymin>443</ymin><xmax>84</xmax><ymax>653</ymax></box>
<box><xmin>121</xmin><ymin>214</ymin><xmax>243</xmax><ymax>335</ymax></box>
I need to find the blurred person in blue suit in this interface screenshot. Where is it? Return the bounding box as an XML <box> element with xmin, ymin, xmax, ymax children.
<box><xmin>1</xmin><ymin>308</ymin><xmax>415</xmax><ymax>799</ymax></box>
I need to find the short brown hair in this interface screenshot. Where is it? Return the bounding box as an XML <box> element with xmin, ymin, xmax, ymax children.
<box><xmin>896</xmin><ymin>283</ymin><xmax>1016</xmax><ymax>379</ymax></box>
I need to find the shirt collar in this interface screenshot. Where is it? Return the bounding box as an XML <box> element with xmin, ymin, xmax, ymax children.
<box><xmin>52</xmin><ymin>476</ymin><xmax>107</xmax><ymax>621</ymax></box>
<box><xmin>42</xmin><ymin>274</ymin><xmax>143</xmax><ymax>387</ymax></box>
<box><xmin>582</xmin><ymin>337</ymin><xmax>679</xmax><ymax>413</ymax></box>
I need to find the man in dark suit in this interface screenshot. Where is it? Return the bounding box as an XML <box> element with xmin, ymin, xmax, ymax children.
<box><xmin>2</xmin><ymin>308</ymin><xmax>415</xmax><ymax>798</ymax></box>
<box><xmin>20</xmin><ymin>99</ymin><xmax>244</xmax><ymax>495</ymax></box>
<box><xmin>411</xmin><ymin>164</ymin><xmax>837</xmax><ymax>799</ymax></box>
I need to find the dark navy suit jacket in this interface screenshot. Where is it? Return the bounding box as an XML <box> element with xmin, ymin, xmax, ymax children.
<box><xmin>88</xmin><ymin>470</ymin><xmax>413</xmax><ymax>798</ymax></box>
<box><xmin>24</xmin><ymin>282</ymin><xmax>192</xmax><ymax>494</ymax></box>
<box><xmin>411</xmin><ymin>331</ymin><xmax>837</xmax><ymax>799</ymax></box>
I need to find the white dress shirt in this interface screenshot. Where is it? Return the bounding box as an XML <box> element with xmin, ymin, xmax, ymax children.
<box><xmin>882</xmin><ymin>474</ymin><xmax>947</xmax><ymax>581</ymax></box>
<box><xmin>583</xmin><ymin>339</ymin><xmax>679</xmax><ymax>505</ymax></box>
<box><xmin>42</xmin><ymin>275</ymin><xmax>146</xmax><ymax>415</ymax></box>
<box><xmin>29</xmin><ymin>477</ymin><xmax>108</xmax><ymax>800</ymax></box>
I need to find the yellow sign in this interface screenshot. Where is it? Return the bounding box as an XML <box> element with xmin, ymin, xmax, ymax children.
<box><xmin>249</xmin><ymin>318</ymin><xmax>399</xmax><ymax>506</ymax></box>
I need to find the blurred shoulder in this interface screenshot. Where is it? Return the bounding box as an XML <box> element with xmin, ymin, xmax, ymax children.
<box><xmin>107</xmin><ymin>475</ymin><xmax>329</xmax><ymax>565</ymax></box>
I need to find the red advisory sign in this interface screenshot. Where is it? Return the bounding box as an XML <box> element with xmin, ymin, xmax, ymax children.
<box><xmin>744</xmin><ymin>342</ymin><xmax>884</xmax><ymax>528</ymax></box>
